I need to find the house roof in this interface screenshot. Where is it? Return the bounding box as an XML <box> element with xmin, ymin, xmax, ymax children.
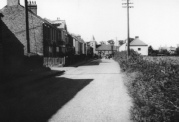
<box><xmin>130</xmin><ymin>38</ymin><xmax>148</xmax><ymax>46</ymax></box>
<box><xmin>45</xmin><ymin>19</ymin><xmax>67</xmax><ymax>29</ymax></box>
<box><xmin>78</xmin><ymin>37</ymin><xmax>85</xmax><ymax>43</ymax></box>
<box><xmin>71</xmin><ymin>34</ymin><xmax>85</xmax><ymax>43</ymax></box>
<box><xmin>1</xmin><ymin>5</ymin><xmax>55</xmax><ymax>28</ymax></box>
<box><xmin>52</xmin><ymin>20</ymin><xmax>66</xmax><ymax>29</ymax></box>
<box><xmin>96</xmin><ymin>44</ymin><xmax>117</xmax><ymax>51</ymax></box>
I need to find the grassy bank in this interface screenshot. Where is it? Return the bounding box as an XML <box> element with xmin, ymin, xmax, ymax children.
<box><xmin>114</xmin><ymin>50</ymin><xmax>179</xmax><ymax>122</ymax></box>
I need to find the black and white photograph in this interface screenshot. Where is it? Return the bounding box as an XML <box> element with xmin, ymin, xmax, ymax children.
<box><xmin>0</xmin><ymin>0</ymin><xmax>179</xmax><ymax>121</ymax></box>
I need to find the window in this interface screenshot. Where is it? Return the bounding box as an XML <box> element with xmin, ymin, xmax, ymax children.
<box><xmin>49</xmin><ymin>47</ymin><xmax>52</xmax><ymax>53</ymax></box>
<box><xmin>56</xmin><ymin>47</ymin><xmax>59</xmax><ymax>52</ymax></box>
<box><xmin>138</xmin><ymin>48</ymin><xmax>141</xmax><ymax>51</ymax></box>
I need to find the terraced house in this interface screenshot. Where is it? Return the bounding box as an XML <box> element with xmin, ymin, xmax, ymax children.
<box><xmin>1</xmin><ymin>0</ymin><xmax>66</xmax><ymax>56</ymax></box>
<box><xmin>45</xmin><ymin>18</ymin><xmax>71</xmax><ymax>56</ymax></box>
<box><xmin>0</xmin><ymin>0</ymin><xmax>68</xmax><ymax>74</ymax></box>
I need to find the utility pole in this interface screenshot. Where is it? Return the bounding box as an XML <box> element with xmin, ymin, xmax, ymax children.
<box><xmin>122</xmin><ymin>0</ymin><xmax>133</xmax><ymax>58</ymax></box>
<box><xmin>25</xmin><ymin>0</ymin><xmax>30</xmax><ymax>54</ymax></box>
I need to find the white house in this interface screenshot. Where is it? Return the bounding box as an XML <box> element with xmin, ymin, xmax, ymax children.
<box><xmin>119</xmin><ymin>36</ymin><xmax>148</xmax><ymax>55</ymax></box>
<box><xmin>88</xmin><ymin>36</ymin><xmax>98</xmax><ymax>55</ymax></box>
<box><xmin>167</xmin><ymin>46</ymin><xmax>176</xmax><ymax>54</ymax></box>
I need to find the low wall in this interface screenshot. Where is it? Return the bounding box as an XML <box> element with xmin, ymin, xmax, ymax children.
<box><xmin>43</xmin><ymin>57</ymin><xmax>65</xmax><ymax>67</ymax></box>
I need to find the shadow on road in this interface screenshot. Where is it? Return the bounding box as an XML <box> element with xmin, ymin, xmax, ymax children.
<box><xmin>81</xmin><ymin>59</ymin><xmax>102</xmax><ymax>66</ymax></box>
<box><xmin>81</xmin><ymin>59</ymin><xmax>111</xmax><ymax>66</ymax></box>
<box><xmin>0</xmin><ymin>76</ymin><xmax>93</xmax><ymax>122</ymax></box>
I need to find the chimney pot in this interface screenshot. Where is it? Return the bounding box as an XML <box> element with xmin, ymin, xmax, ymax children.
<box><xmin>28</xmin><ymin>1</ymin><xmax>37</xmax><ymax>14</ymax></box>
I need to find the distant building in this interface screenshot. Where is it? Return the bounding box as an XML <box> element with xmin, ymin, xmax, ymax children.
<box><xmin>167</xmin><ymin>46</ymin><xmax>176</xmax><ymax>54</ymax></box>
<box><xmin>45</xmin><ymin>18</ymin><xmax>70</xmax><ymax>56</ymax></box>
<box><xmin>86</xmin><ymin>42</ymin><xmax>93</xmax><ymax>56</ymax></box>
<box><xmin>96</xmin><ymin>44</ymin><xmax>117</xmax><ymax>56</ymax></box>
<box><xmin>120</xmin><ymin>36</ymin><xmax>148</xmax><ymax>55</ymax></box>
<box><xmin>71</xmin><ymin>34</ymin><xmax>86</xmax><ymax>55</ymax></box>
<box><xmin>158</xmin><ymin>46</ymin><xmax>176</xmax><ymax>55</ymax></box>
<box><xmin>88</xmin><ymin>36</ymin><xmax>98</xmax><ymax>55</ymax></box>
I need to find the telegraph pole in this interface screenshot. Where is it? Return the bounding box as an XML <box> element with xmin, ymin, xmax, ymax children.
<box><xmin>25</xmin><ymin>0</ymin><xmax>30</xmax><ymax>54</ymax></box>
<box><xmin>122</xmin><ymin>0</ymin><xmax>133</xmax><ymax>57</ymax></box>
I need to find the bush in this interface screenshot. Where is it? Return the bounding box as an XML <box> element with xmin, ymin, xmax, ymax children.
<box><xmin>114</xmin><ymin>50</ymin><xmax>179</xmax><ymax>122</ymax></box>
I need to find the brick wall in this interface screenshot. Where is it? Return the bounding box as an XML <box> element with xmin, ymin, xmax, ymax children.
<box><xmin>0</xmin><ymin>4</ymin><xmax>66</xmax><ymax>77</ymax></box>
<box><xmin>0</xmin><ymin>5</ymin><xmax>46</xmax><ymax>77</ymax></box>
<box><xmin>1</xmin><ymin>5</ymin><xmax>44</xmax><ymax>55</ymax></box>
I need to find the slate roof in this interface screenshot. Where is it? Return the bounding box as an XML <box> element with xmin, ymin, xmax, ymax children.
<box><xmin>1</xmin><ymin>5</ymin><xmax>55</xmax><ymax>28</ymax></box>
<box><xmin>71</xmin><ymin>34</ymin><xmax>85</xmax><ymax>43</ymax></box>
<box><xmin>45</xmin><ymin>19</ymin><xmax>66</xmax><ymax>29</ymax></box>
<box><xmin>130</xmin><ymin>38</ymin><xmax>148</xmax><ymax>46</ymax></box>
<box><xmin>96</xmin><ymin>44</ymin><xmax>117</xmax><ymax>51</ymax></box>
<box><xmin>77</xmin><ymin>37</ymin><xmax>85</xmax><ymax>43</ymax></box>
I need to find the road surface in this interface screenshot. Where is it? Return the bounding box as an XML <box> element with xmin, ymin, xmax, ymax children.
<box><xmin>0</xmin><ymin>59</ymin><xmax>132</xmax><ymax>122</ymax></box>
<box><xmin>49</xmin><ymin>59</ymin><xmax>133</xmax><ymax>122</ymax></box>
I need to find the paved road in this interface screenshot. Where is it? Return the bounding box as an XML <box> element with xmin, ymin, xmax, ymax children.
<box><xmin>49</xmin><ymin>59</ymin><xmax>133</xmax><ymax>122</ymax></box>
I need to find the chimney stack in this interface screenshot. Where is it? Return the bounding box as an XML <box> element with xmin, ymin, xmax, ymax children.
<box><xmin>7</xmin><ymin>0</ymin><xmax>20</xmax><ymax>6</ymax></box>
<box><xmin>28</xmin><ymin>1</ymin><xmax>37</xmax><ymax>14</ymax></box>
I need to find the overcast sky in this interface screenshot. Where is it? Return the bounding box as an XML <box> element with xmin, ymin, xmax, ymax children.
<box><xmin>1</xmin><ymin>0</ymin><xmax>179</xmax><ymax>49</ymax></box>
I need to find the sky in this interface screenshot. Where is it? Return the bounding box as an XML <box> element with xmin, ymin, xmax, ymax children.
<box><xmin>1</xmin><ymin>0</ymin><xmax>179</xmax><ymax>49</ymax></box>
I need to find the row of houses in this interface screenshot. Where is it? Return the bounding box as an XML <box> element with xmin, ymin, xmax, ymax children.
<box><xmin>0</xmin><ymin>0</ymin><xmax>95</xmax><ymax>78</ymax></box>
<box><xmin>90</xmin><ymin>36</ymin><xmax>149</xmax><ymax>57</ymax></box>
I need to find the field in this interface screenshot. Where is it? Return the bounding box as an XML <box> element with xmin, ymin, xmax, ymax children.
<box><xmin>114</xmin><ymin>51</ymin><xmax>179</xmax><ymax>122</ymax></box>
<box><xmin>143</xmin><ymin>56</ymin><xmax>179</xmax><ymax>64</ymax></box>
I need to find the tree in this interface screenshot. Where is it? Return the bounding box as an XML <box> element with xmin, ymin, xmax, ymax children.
<box><xmin>175</xmin><ymin>47</ymin><xmax>179</xmax><ymax>55</ymax></box>
<box><xmin>107</xmin><ymin>40</ymin><xmax>114</xmax><ymax>45</ymax></box>
<box><xmin>159</xmin><ymin>48</ymin><xmax>170</xmax><ymax>56</ymax></box>
<box><xmin>100</xmin><ymin>41</ymin><xmax>106</xmax><ymax>45</ymax></box>
<box><xmin>148</xmin><ymin>45</ymin><xmax>154</xmax><ymax>55</ymax></box>
<box><xmin>119</xmin><ymin>40</ymin><xmax>124</xmax><ymax>46</ymax></box>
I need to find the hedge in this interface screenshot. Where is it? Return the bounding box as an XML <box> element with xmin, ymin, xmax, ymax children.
<box><xmin>114</xmin><ymin>50</ymin><xmax>179</xmax><ymax>122</ymax></box>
